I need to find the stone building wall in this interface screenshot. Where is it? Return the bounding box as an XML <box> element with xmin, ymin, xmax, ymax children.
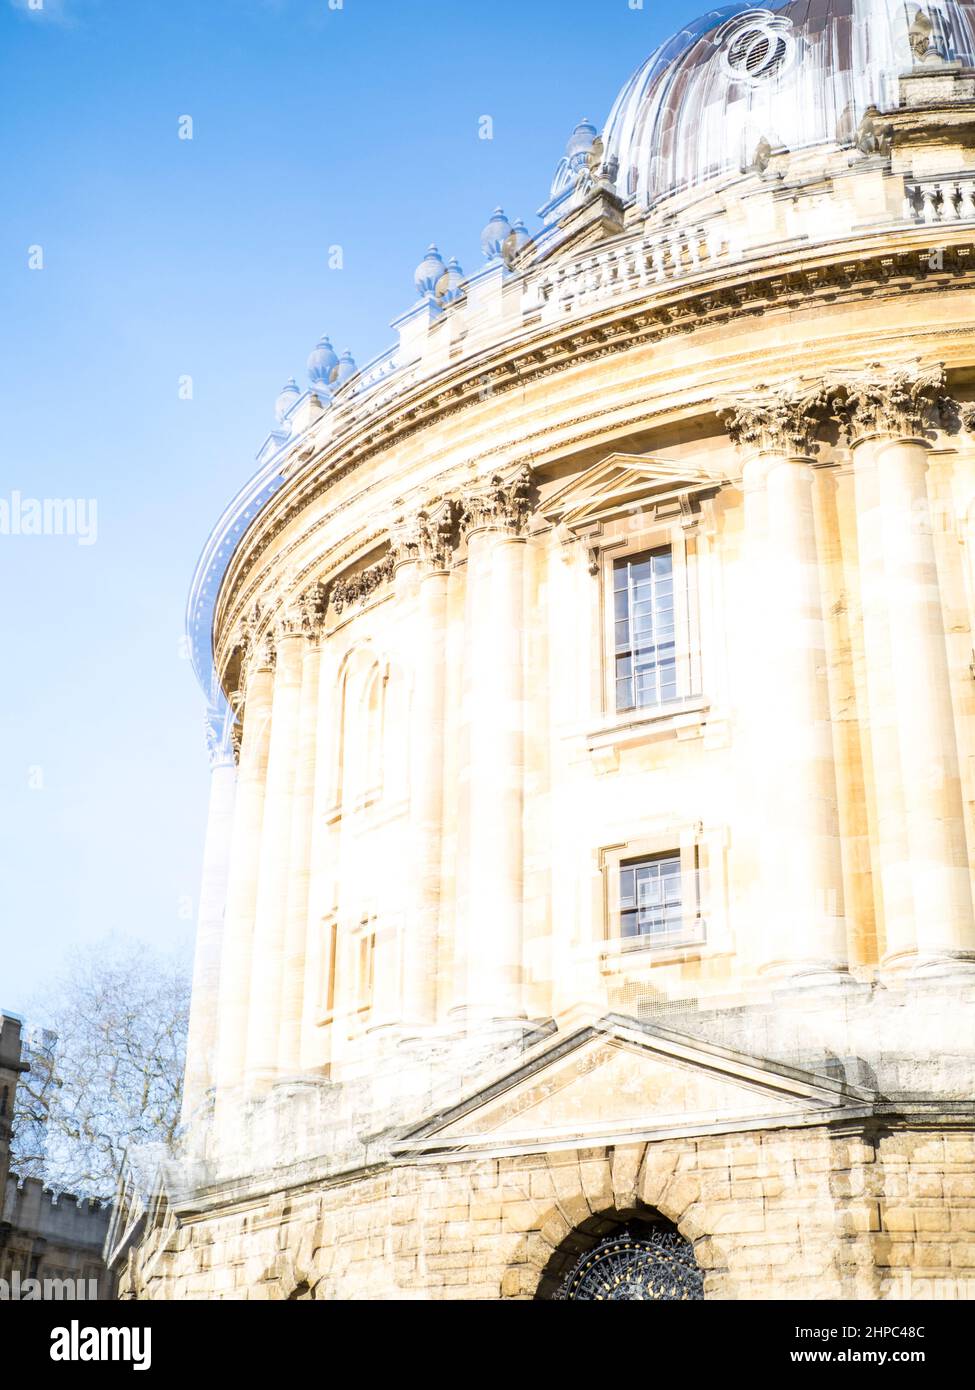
<box><xmin>0</xmin><ymin>1012</ymin><xmax>112</xmax><ymax>1297</ymax></box>
<box><xmin>116</xmin><ymin>1124</ymin><xmax>975</xmax><ymax>1301</ymax></box>
<box><xmin>0</xmin><ymin>1016</ymin><xmax>25</xmax><ymax>1200</ymax></box>
<box><xmin>1</xmin><ymin>1178</ymin><xmax>112</xmax><ymax>1296</ymax></box>
<box><xmin>127</xmin><ymin>19</ymin><xmax>975</xmax><ymax>1302</ymax></box>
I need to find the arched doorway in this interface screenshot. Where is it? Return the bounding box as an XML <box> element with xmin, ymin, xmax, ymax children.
<box><xmin>537</xmin><ymin>1210</ymin><xmax>704</xmax><ymax>1301</ymax></box>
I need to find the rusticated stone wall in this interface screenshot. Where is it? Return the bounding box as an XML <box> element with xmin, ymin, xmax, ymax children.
<box><xmin>116</xmin><ymin>1124</ymin><xmax>975</xmax><ymax>1301</ymax></box>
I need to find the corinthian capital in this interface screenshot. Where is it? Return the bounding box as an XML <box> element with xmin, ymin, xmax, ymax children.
<box><xmin>459</xmin><ymin>464</ymin><xmax>534</xmax><ymax>538</ymax></box>
<box><xmin>391</xmin><ymin>499</ymin><xmax>457</xmax><ymax>571</ymax></box>
<box><xmin>832</xmin><ymin>363</ymin><xmax>950</xmax><ymax>444</ymax></box>
<box><xmin>719</xmin><ymin>382</ymin><xmax>828</xmax><ymax>458</ymax></box>
<box><xmin>297</xmin><ymin>581</ymin><xmax>327</xmax><ymax>639</ymax></box>
<box><xmin>205</xmin><ymin>704</ymin><xmax>236</xmax><ymax>770</ymax></box>
<box><xmin>250</xmin><ymin>629</ymin><xmax>276</xmax><ymax>673</ymax></box>
<box><xmin>273</xmin><ymin>606</ymin><xmax>304</xmax><ymax>642</ymax></box>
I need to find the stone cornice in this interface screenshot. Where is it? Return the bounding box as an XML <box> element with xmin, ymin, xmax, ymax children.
<box><xmin>207</xmin><ymin>233</ymin><xmax>975</xmax><ymax>700</ymax></box>
<box><xmin>218</xmin><ymin>235</ymin><xmax>975</xmax><ymax>626</ymax></box>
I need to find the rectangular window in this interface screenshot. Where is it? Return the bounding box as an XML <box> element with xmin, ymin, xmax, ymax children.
<box><xmin>357</xmin><ymin>932</ymin><xmax>375</xmax><ymax>1012</ymax></box>
<box><xmin>614</xmin><ymin>548</ymin><xmax>677</xmax><ymax>712</ymax></box>
<box><xmin>324</xmin><ymin>920</ymin><xmax>338</xmax><ymax>1017</ymax></box>
<box><xmin>619</xmin><ymin>852</ymin><xmax>692</xmax><ymax>948</ymax></box>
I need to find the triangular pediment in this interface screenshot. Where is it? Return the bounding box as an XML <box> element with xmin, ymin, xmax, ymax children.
<box><xmin>395</xmin><ymin>1017</ymin><xmax>873</xmax><ymax>1159</ymax></box>
<box><xmin>542</xmin><ymin>453</ymin><xmax>719</xmax><ymax>531</ymax></box>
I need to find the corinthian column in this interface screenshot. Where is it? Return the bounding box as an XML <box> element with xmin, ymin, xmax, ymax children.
<box><xmin>278</xmin><ymin>587</ymin><xmax>326</xmax><ymax>1076</ymax></box>
<box><xmin>244</xmin><ymin>610</ymin><xmax>305</xmax><ymax>1089</ymax></box>
<box><xmin>723</xmin><ymin>387</ymin><xmax>849</xmax><ymax>982</ymax></box>
<box><xmin>181</xmin><ymin>701</ymin><xmax>237</xmax><ymax>1125</ymax></box>
<box><xmin>215</xmin><ymin>626</ymin><xmax>275</xmax><ymax>1097</ymax></box>
<box><xmin>393</xmin><ymin>503</ymin><xmax>455</xmax><ymax>1027</ymax></box>
<box><xmin>460</xmin><ymin>467</ymin><xmax>532</xmax><ymax>1022</ymax></box>
<box><xmin>300</xmin><ymin>636</ymin><xmax>341</xmax><ymax>1076</ymax></box>
<box><xmin>839</xmin><ymin>365</ymin><xmax>975</xmax><ymax>973</ymax></box>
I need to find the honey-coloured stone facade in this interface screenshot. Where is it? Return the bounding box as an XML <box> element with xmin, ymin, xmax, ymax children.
<box><xmin>111</xmin><ymin>17</ymin><xmax>975</xmax><ymax>1299</ymax></box>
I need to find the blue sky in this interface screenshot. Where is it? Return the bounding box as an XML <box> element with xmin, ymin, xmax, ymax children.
<box><xmin>0</xmin><ymin>0</ymin><xmax>700</xmax><ymax>1019</ymax></box>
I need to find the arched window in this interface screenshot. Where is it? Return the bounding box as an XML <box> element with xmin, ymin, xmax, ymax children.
<box><xmin>334</xmin><ymin>649</ymin><xmax>409</xmax><ymax>813</ymax></box>
<box><xmin>334</xmin><ymin>649</ymin><xmax>383</xmax><ymax>813</ymax></box>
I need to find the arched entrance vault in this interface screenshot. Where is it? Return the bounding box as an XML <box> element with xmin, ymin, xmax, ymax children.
<box><xmin>534</xmin><ymin>1205</ymin><xmax>705</xmax><ymax>1301</ymax></box>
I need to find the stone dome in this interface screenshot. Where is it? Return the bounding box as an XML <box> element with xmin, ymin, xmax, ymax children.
<box><xmin>602</xmin><ymin>0</ymin><xmax>975</xmax><ymax>208</ymax></box>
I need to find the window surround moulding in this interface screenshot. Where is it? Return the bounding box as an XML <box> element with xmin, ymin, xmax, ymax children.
<box><xmin>540</xmin><ymin>450</ymin><xmax>723</xmax><ymax>533</ymax></box>
<box><xmin>583</xmin><ymin>693</ymin><xmax>711</xmax><ymax>757</ymax></box>
<box><xmin>597</xmin><ymin>821</ymin><xmax>732</xmax><ymax>974</ymax></box>
<box><xmin>325</xmin><ymin>788</ymin><xmax>409</xmax><ymax>829</ymax></box>
<box><xmin>315</xmin><ymin>913</ymin><xmax>340</xmax><ymax>1028</ymax></box>
<box><xmin>352</xmin><ymin>915</ymin><xmax>378</xmax><ymax>1024</ymax></box>
<box><xmin>324</xmin><ymin>785</ymin><xmax>383</xmax><ymax>826</ymax></box>
<box><xmin>586</xmin><ymin>507</ymin><xmax>708</xmax><ymax>743</ymax></box>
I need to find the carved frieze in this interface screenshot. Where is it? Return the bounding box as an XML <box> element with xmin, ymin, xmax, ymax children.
<box><xmin>329</xmin><ymin>554</ymin><xmax>395</xmax><ymax>614</ymax></box>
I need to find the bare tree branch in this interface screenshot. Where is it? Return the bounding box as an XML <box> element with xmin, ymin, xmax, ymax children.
<box><xmin>10</xmin><ymin>937</ymin><xmax>191</xmax><ymax>1199</ymax></box>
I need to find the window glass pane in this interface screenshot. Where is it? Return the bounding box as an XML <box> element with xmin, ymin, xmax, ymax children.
<box><xmin>613</xmin><ymin>547</ymin><xmax>679</xmax><ymax>714</ymax></box>
<box><xmin>619</xmin><ymin>853</ymin><xmax>686</xmax><ymax>946</ymax></box>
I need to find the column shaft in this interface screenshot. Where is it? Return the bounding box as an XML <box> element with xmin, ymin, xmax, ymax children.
<box><xmin>300</xmin><ymin>646</ymin><xmax>340</xmax><ymax>1073</ymax></box>
<box><xmin>244</xmin><ymin>633</ymin><xmax>304</xmax><ymax>1088</ymax></box>
<box><xmin>402</xmin><ymin>567</ymin><xmax>449</xmax><ymax>1026</ymax></box>
<box><xmin>744</xmin><ymin>453</ymin><xmax>848</xmax><ymax>978</ymax></box>
<box><xmin>214</xmin><ymin>664</ymin><xmax>274</xmax><ymax>1095</ymax></box>
<box><xmin>872</xmin><ymin>437</ymin><xmax>975</xmax><ymax>966</ymax></box>
<box><xmin>853</xmin><ymin>440</ymin><xmax>914</xmax><ymax>960</ymax></box>
<box><xmin>182</xmin><ymin>753</ymin><xmax>236</xmax><ymax>1123</ymax></box>
<box><xmin>277</xmin><ymin>638</ymin><xmax>322</xmax><ymax>1075</ymax></box>
<box><xmin>466</xmin><ymin>529</ymin><xmax>526</xmax><ymax>1019</ymax></box>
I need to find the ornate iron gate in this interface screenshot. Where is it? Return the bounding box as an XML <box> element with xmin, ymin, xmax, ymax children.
<box><xmin>554</xmin><ymin>1226</ymin><xmax>704</xmax><ymax>1301</ymax></box>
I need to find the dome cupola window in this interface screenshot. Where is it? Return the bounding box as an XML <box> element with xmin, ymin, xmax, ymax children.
<box><xmin>721</xmin><ymin>11</ymin><xmax>796</xmax><ymax>82</ymax></box>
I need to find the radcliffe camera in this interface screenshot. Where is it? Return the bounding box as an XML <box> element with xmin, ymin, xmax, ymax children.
<box><xmin>2</xmin><ymin>0</ymin><xmax>975</xmax><ymax>1356</ymax></box>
